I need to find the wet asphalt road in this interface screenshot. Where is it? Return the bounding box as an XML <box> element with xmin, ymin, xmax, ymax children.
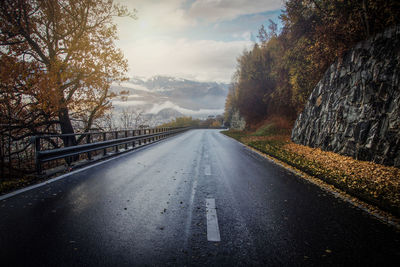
<box><xmin>0</xmin><ymin>129</ymin><xmax>399</xmax><ymax>266</ymax></box>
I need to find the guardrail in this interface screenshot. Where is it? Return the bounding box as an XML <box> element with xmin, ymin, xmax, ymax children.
<box><xmin>33</xmin><ymin>127</ymin><xmax>189</xmax><ymax>174</ymax></box>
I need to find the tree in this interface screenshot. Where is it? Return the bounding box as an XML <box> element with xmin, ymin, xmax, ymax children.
<box><xmin>257</xmin><ymin>25</ymin><xmax>268</xmax><ymax>44</ymax></box>
<box><xmin>100</xmin><ymin>109</ymin><xmax>116</xmax><ymax>131</ymax></box>
<box><xmin>0</xmin><ymin>0</ymin><xmax>134</xmax><ymax>145</ymax></box>
<box><xmin>230</xmin><ymin>110</ymin><xmax>246</xmax><ymax>130</ymax></box>
<box><xmin>160</xmin><ymin>117</ymin><xmax>200</xmax><ymax>128</ymax></box>
<box><xmin>257</xmin><ymin>19</ymin><xmax>278</xmax><ymax>45</ymax></box>
<box><xmin>224</xmin><ymin>83</ymin><xmax>237</xmax><ymax>127</ymax></box>
<box><xmin>119</xmin><ymin>107</ymin><xmax>146</xmax><ymax>129</ymax></box>
<box><xmin>225</xmin><ymin>0</ymin><xmax>400</xmax><ymax>130</ymax></box>
<box><xmin>281</xmin><ymin>0</ymin><xmax>400</xmax><ymax>110</ymax></box>
<box><xmin>235</xmin><ymin>44</ymin><xmax>275</xmax><ymax>125</ymax></box>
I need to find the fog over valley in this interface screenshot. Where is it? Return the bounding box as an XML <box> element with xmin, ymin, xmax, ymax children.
<box><xmin>111</xmin><ymin>75</ymin><xmax>229</xmax><ymax>126</ymax></box>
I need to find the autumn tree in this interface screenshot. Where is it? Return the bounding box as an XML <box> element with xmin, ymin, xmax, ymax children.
<box><xmin>257</xmin><ymin>19</ymin><xmax>277</xmax><ymax>45</ymax></box>
<box><xmin>160</xmin><ymin>117</ymin><xmax>200</xmax><ymax>128</ymax></box>
<box><xmin>281</xmin><ymin>0</ymin><xmax>400</xmax><ymax>112</ymax></box>
<box><xmin>224</xmin><ymin>82</ymin><xmax>238</xmax><ymax>127</ymax></box>
<box><xmin>235</xmin><ymin>43</ymin><xmax>277</xmax><ymax>125</ymax></box>
<box><xmin>225</xmin><ymin>0</ymin><xmax>400</xmax><ymax>128</ymax></box>
<box><xmin>0</xmin><ymin>0</ymin><xmax>134</xmax><ymax>146</ymax></box>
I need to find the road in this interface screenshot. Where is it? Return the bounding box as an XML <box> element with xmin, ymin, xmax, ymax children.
<box><xmin>0</xmin><ymin>129</ymin><xmax>399</xmax><ymax>266</ymax></box>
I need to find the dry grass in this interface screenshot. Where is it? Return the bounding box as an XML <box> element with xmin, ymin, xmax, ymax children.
<box><xmin>242</xmin><ymin>134</ymin><xmax>291</xmax><ymax>143</ymax></box>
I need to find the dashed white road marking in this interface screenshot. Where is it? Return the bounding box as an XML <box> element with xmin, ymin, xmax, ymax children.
<box><xmin>204</xmin><ymin>165</ymin><xmax>211</xmax><ymax>176</ymax></box>
<box><xmin>206</xmin><ymin>198</ymin><xmax>221</xmax><ymax>242</ymax></box>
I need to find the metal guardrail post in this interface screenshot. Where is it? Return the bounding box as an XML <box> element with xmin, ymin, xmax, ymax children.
<box><xmin>115</xmin><ymin>131</ymin><xmax>119</xmax><ymax>153</ymax></box>
<box><xmin>33</xmin><ymin>136</ymin><xmax>42</xmax><ymax>174</ymax></box>
<box><xmin>86</xmin><ymin>134</ymin><xmax>92</xmax><ymax>160</ymax></box>
<box><xmin>132</xmin><ymin>130</ymin><xmax>135</xmax><ymax>148</ymax></box>
<box><xmin>0</xmin><ymin>135</ymin><xmax>3</xmax><ymax>180</ymax></box>
<box><xmin>125</xmin><ymin>131</ymin><xmax>128</xmax><ymax>150</ymax></box>
<box><xmin>138</xmin><ymin>130</ymin><xmax>142</xmax><ymax>146</ymax></box>
<box><xmin>103</xmin><ymin>132</ymin><xmax>107</xmax><ymax>155</ymax></box>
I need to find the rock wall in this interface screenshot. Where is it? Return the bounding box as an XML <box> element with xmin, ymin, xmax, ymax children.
<box><xmin>292</xmin><ymin>26</ymin><xmax>400</xmax><ymax>167</ymax></box>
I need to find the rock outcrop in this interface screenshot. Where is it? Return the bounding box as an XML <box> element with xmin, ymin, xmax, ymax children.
<box><xmin>292</xmin><ymin>26</ymin><xmax>400</xmax><ymax>167</ymax></box>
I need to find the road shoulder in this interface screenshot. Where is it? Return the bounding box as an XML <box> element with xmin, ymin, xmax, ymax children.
<box><xmin>221</xmin><ymin>131</ymin><xmax>400</xmax><ymax>231</ymax></box>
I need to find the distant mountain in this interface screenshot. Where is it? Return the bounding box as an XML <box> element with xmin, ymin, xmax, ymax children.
<box><xmin>144</xmin><ymin>76</ymin><xmax>227</xmax><ymax>98</ymax></box>
<box><xmin>143</xmin><ymin>108</ymin><xmax>184</xmax><ymax>126</ymax></box>
<box><xmin>111</xmin><ymin>75</ymin><xmax>229</xmax><ymax>126</ymax></box>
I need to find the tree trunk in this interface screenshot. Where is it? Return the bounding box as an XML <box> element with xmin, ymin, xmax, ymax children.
<box><xmin>59</xmin><ymin>107</ymin><xmax>75</xmax><ymax>134</ymax></box>
<box><xmin>58</xmin><ymin>107</ymin><xmax>78</xmax><ymax>164</ymax></box>
<box><xmin>361</xmin><ymin>0</ymin><xmax>370</xmax><ymax>37</ymax></box>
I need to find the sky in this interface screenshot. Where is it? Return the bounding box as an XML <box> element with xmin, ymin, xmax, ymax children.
<box><xmin>114</xmin><ymin>0</ymin><xmax>284</xmax><ymax>83</ymax></box>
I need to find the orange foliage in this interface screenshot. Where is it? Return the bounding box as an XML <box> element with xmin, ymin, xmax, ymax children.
<box><xmin>284</xmin><ymin>143</ymin><xmax>400</xmax><ymax>190</ymax></box>
<box><xmin>0</xmin><ymin>0</ymin><xmax>134</xmax><ymax>134</ymax></box>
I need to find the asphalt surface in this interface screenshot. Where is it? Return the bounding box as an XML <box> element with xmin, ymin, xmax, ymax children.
<box><xmin>0</xmin><ymin>129</ymin><xmax>399</xmax><ymax>266</ymax></box>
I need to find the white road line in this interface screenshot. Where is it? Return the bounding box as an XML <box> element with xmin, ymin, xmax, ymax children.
<box><xmin>206</xmin><ymin>198</ymin><xmax>221</xmax><ymax>242</ymax></box>
<box><xmin>204</xmin><ymin>165</ymin><xmax>211</xmax><ymax>176</ymax></box>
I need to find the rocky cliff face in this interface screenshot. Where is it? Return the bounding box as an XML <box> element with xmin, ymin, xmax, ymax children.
<box><xmin>292</xmin><ymin>26</ymin><xmax>400</xmax><ymax>167</ymax></box>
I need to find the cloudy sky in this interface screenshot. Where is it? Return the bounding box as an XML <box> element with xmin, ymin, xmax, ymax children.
<box><xmin>114</xmin><ymin>0</ymin><xmax>284</xmax><ymax>83</ymax></box>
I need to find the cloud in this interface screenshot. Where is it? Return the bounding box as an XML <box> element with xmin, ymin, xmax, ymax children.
<box><xmin>119</xmin><ymin>37</ymin><xmax>251</xmax><ymax>82</ymax></box>
<box><xmin>148</xmin><ymin>101</ymin><xmax>224</xmax><ymax>115</ymax></box>
<box><xmin>188</xmin><ymin>0</ymin><xmax>283</xmax><ymax>22</ymax></box>
<box><xmin>113</xmin><ymin>100</ymin><xmax>148</xmax><ymax>107</ymax></box>
<box><xmin>115</xmin><ymin>0</ymin><xmax>195</xmax><ymax>37</ymax></box>
<box><xmin>118</xmin><ymin>82</ymin><xmax>151</xmax><ymax>92</ymax></box>
<box><xmin>113</xmin><ymin>0</ymin><xmax>282</xmax><ymax>82</ymax></box>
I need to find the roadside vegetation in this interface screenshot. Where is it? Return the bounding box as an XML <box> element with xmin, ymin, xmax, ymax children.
<box><xmin>222</xmin><ymin>120</ymin><xmax>400</xmax><ymax>217</ymax></box>
<box><xmin>160</xmin><ymin>116</ymin><xmax>224</xmax><ymax>128</ymax></box>
<box><xmin>224</xmin><ymin>0</ymin><xmax>400</xmax><ymax>127</ymax></box>
<box><xmin>0</xmin><ymin>175</ymin><xmax>42</xmax><ymax>195</ymax></box>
